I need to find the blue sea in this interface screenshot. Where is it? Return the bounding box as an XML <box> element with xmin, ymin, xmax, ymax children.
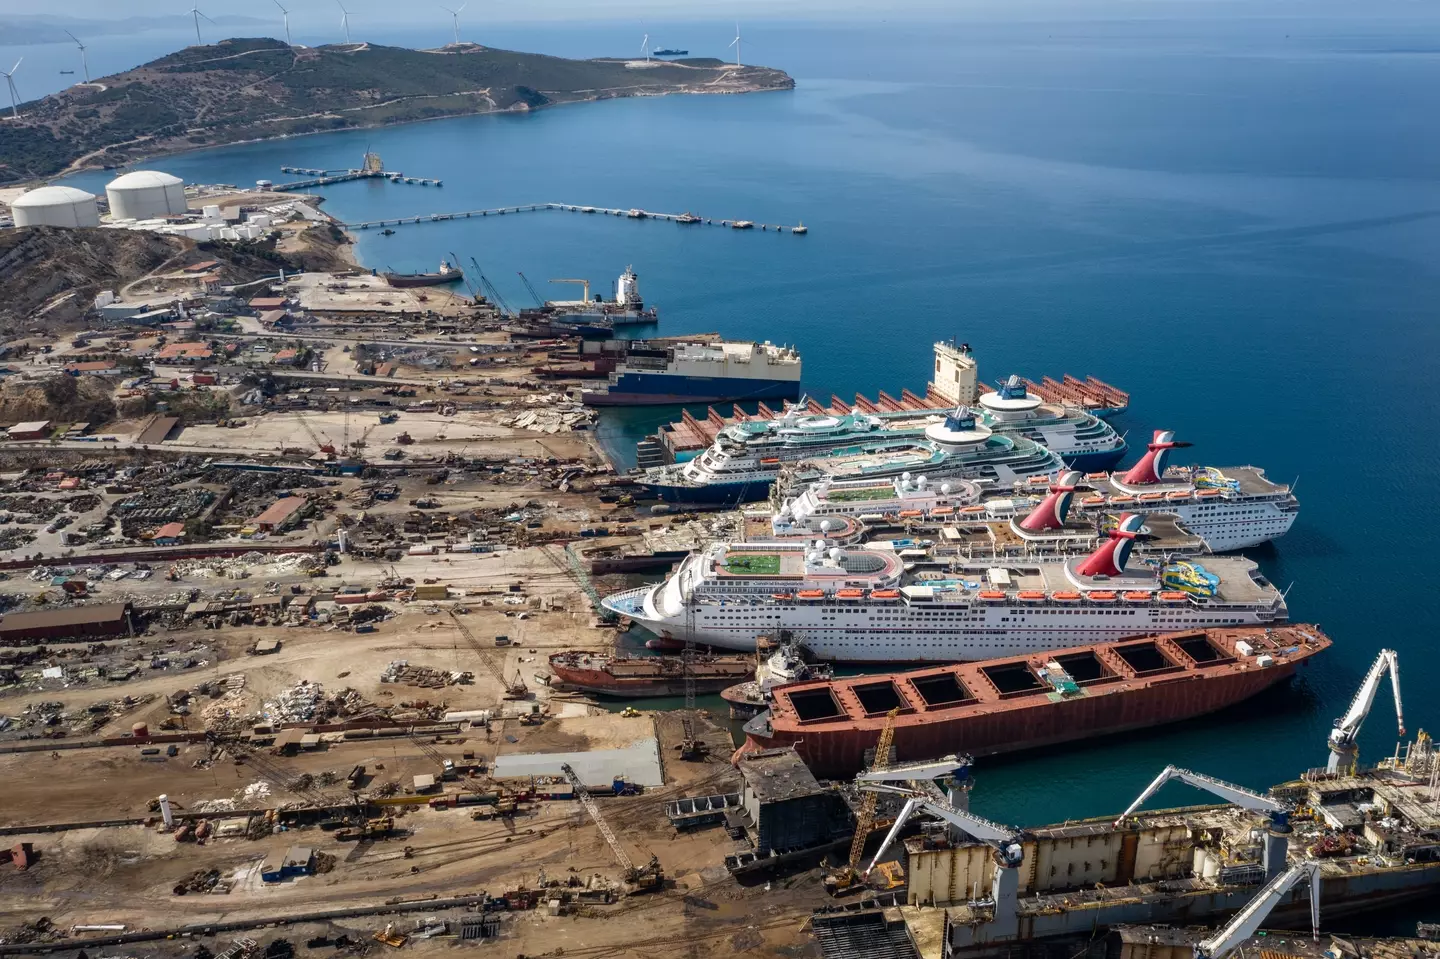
<box><xmin>48</xmin><ymin>7</ymin><xmax>1440</xmax><ymax>852</ymax></box>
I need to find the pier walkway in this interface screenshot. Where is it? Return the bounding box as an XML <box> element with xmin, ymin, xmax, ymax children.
<box><xmin>340</xmin><ymin>202</ymin><xmax>807</xmax><ymax>234</ymax></box>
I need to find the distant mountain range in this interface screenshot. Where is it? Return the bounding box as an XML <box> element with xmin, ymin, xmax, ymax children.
<box><xmin>0</xmin><ymin>14</ymin><xmax>269</xmax><ymax>44</ymax></box>
<box><xmin>0</xmin><ymin>37</ymin><xmax>793</xmax><ymax>184</ymax></box>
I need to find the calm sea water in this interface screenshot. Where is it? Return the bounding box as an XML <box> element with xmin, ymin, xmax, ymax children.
<box><xmin>56</xmin><ymin>10</ymin><xmax>1440</xmax><ymax>838</ymax></box>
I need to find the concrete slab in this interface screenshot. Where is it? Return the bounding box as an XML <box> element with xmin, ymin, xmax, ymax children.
<box><xmin>491</xmin><ymin>737</ymin><xmax>663</xmax><ymax>787</ymax></box>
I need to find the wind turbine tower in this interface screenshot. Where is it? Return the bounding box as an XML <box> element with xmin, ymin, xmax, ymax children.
<box><xmin>443</xmin><ymin>4</ymin><xmax>467</xmax><ymax>45</ymax></box>
<box><xmin>642</xmin><ymin>33</ymin><xmax>650</xmax><ymax>61</ymax></box>
<box><xmin>2</xmin><ymin>59</ymin><xmax>20</xmax><ymax>120</ymax></box>
<box><xmin>337</xmin><ymin>0</ymin><xmax>353</xmax><ymax>44</ymax></box>
<box><xmin>189</xmin><ymin>6</ymin><xmax>215</xmax><ymax>45</ymax></box>
<box><xmin>273</xmin><ymin>0</ymin><xmax>292</xmax><ymax>47</ymax></box>
<box><xmin>63</xmin><ymin>31</ymin><xmax>90</xmax><ymax>83</ymax></box>
<box><xmin>729</xmin><ymin>24</ymin><xmax>742</xmax><ymax>66</ymax></box>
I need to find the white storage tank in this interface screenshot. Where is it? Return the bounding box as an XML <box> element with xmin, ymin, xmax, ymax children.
<box><xmin>11</xmin><ymin>186</ymin><xmax>101</xmax><ymax>228</ymax></box>
<box><xmin>105</xmin><ymin>170</ymin><xmax>187</xmax><ymax>221</ymax></box>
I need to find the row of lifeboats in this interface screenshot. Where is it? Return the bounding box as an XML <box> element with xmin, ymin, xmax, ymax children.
<box><xmin>768</xmin><ymin>588</ymin><xmax>1192</xmax><ymax>603</ymax></box>
<box><xmin>1081</xmin><ymin>489</ymin><xmax>1223</xmax><ymax>507</ymax></box>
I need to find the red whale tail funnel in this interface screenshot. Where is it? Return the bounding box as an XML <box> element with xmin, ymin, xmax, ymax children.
<box><xmin>1121</xmin><ymin>430</ymin><xmax>1194</xmax><ymax>485</ymax></box>
<box><xmin>1076</xmin><ymin>513</ymin><xmax>1145</xmax><ymax>577</ymax></box>
<box><xmin>1019</xmin><ymin>470</ymin><xmax>1082</xmax><ymax>532</ymax></box>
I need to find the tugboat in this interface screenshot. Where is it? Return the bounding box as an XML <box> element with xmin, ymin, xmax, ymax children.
<box><xmin>720</xmin><ymin>632</ymin><xmax>833</xmax><ymax>719</ymax></box>
<box><xmin>380</xmin><ymin>228</ymin><xmax>396</xmax><ymax>236</ymax></box>
<box><xmin>791</xmin><ymin>222</ymin><xmax>808</xmax><ymax>235</ymax></box>
<box><xmin>381</xmin><ymin>259</ymin><xmax>464</xmax><ymax>288</ymax></box>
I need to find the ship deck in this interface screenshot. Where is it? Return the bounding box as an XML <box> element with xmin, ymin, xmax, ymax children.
<box><xmin>1109</xmin><ymin>465</ymin><xmax>1287</xmax><ymax>497</ymax></box>
<box><xmin>761</xmin><ymin>625</ymin><xmax>1328</xmax><ymax>731</ymax></box>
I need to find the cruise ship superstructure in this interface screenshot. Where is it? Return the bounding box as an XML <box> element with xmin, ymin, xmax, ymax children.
<box><xmin>974</xmin><ymin>374</ymin><xmax>1126</xmax><ymax>470</ymax></box>
<box><xmin>637</xmin><ymin>406</ymin><xmax>1065</xmax><ymax>505</ymax></box>
<box><xmin>601</xmin><ymin>515</ymin><xmax>1287</xmax><ymax>662</ymax></box>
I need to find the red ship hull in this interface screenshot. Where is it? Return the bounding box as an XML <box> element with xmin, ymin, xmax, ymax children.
<box><xmin>737</xmin><ymin>625</ymin><xmax>1329</xmax><ymax>779</ymax></box>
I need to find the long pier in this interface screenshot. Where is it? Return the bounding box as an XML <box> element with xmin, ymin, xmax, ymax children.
<box><xmin>342</xmin><ymin>202</ymin><xmax>808</xmax><ymax>234</ymax></box>
<box><xmin>269</xmin><ymin>169</ymin><xmax>444</xmax><ymax>192</ymax></box>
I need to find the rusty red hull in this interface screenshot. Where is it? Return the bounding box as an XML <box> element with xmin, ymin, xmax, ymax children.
<box><xmin>738</xmin><ymin>625</ymin><xmax>1329</xmax><ymax>779</ymax></box>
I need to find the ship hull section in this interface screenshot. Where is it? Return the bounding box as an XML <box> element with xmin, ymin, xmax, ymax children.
<box><xmin>583</xmin><ymin>373</ymin><xmax>802</xmax><ymax>407</ymax></box>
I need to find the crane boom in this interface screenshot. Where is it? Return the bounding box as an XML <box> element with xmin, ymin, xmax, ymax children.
<box><xmin>560</xmin><ymin>763</ymin><xmax>634</xmax><ymax>872</ymax></box>
<box><xmin>865</xmin><ymin>794</ymin><xmax>1020</xmax><ymax>877</ymax></box>
<box><xmin>1115</xmin><ymin>765</ymin><xmax>1287</xmax><ymax>827</ymax></box>
<box><xmin>449</xmin><ymin>610</ymin><xmax>526</xmax><ymax>698</ymax></box>
<box><xmin>517</xmin><ymin>272</ymin><xmax>543</xmax><ymax>308</ymax></box>
<box><xmin>548</xmin><ymin>278</ymin><xmax>591</xmax><ymax>303</ymax></box>
<box><xmin>1195</xmin><ymin>860</ymin><xmax>1321</xmax><ymax>959</ymax></box>
<box><xmin>1328</xmin><ymin>649</ymin><xmax>1403</xmax><ymax>773</ymax></box>
<box><xmin>846</xmin><ymin>708</ymin><xmax>899</xmax><ymax>870</ymax></box>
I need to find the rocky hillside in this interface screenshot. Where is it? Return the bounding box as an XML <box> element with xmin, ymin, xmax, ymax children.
<box><xmin>0</xmin><ymin>38</ymin><xmax>794</xmax><ymax>182</ymax></box>
<box><xmin>0</xmin><ymin>226</ymin><xmax>344</xmax><ymax>332</ymax></box>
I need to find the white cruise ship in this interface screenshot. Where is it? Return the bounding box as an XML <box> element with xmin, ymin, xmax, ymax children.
<box><xmin>601</xmin><ymin>516</ymin><xmax>1288</xmax><ymax>663</ymax></box>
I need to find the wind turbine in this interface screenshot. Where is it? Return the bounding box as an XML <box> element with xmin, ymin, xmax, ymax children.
<box><xmin>641</xmin><ymin>33</ymin><xmax>650</xmax><ymax>61</ymax></box>
<box><xmin>729</xmin><ymin>23</ymin><xmax>742</xmax><ymax>66</ymax></box>
<box><xmin>63</xmin><ymin>31</ymin><xmax>90</xmax><ymax>83</ymax></box>
<box><xmin>337</xmin><ymin>0</ymin><xmax>353</xmax><ymax>44</ymax></box>
<box><xmin>189</xmin><ymin>5</ymin><xmax>215</xmax><ymax>46</ymax></box>
<box><xmin>2</xmin><ymin>59</ymin><xmax>20</xmax><ymax>120</ymax></box>
<box><xmin>442</xmin><ymin>3</ymin><xmax>467</xmax><ymax>45</ymax></box>
<box><xmin>273</xmin><ymin>0</ymin><xmax>292</xmax><ymax>47</ymax></box>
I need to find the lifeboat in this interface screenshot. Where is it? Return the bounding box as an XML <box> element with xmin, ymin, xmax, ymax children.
<box><xmin>1017</xmin><ymin>590</ymin><xmax>1047</xmax><ymax>601</ymax></box>
<box><xmin>899</xmin><ymin>510</ymin><xmax>924</xmax><ymax>518</ymax></box>
<box><xmin>1110</xmin><ymin>495</ymin><xmax>1135</xmax><ymax>503</ymax></box>
<box><xmin>797</xmin><ymin>590</ymin><xmax>825</xmax><ymax>599</ymax></box>
<box><xmin>1088</xmin><ymin>591</ymin><xmax>1118</xmax><ymax>602</ymax></box>
<box><xmin>871</xmin><ymin>589</ymin><xmax>900</xmax><ymax>600</ymax></box>
<box><xmin>1051</xmin><ymin>591</ymin><xmax>1082</xmax><ymax>602</ymax></box>
<box><xmin>1027</xmin><ymin>476</ymin><xmax>1049</xmax><ymax>485</ymax></box>
<box><xmin>1082</xmin><ymin>495</ymin><xmax>1105</xmax><ymax>506</ymax></box>
<box><xmin>836</xmin><ymin>588</ymin><xmax>865</xmax><ymax>599</ymax></box>
<box><xmin>1198</xmin><ymin>489</ymin><xmax>1222</xmax><ymax>498</ymax></box>
<box><xmin>1123</xmin><ymin>591</ymin><xmax>1152</xmax><ymax>602</ymax></box>
<box><xmin>1086</xmin><ymin>472</ymin><xmax>1109</xmax><ymax>481</ymax></box>
<box><xmin>1166</xmin><ymin>491</ymin><xmax>1190</xmax><ymax>501</ymax></box>
<box><xmin>760</xmin><ymin>457</ymin><xmax>780</xmax><ymax>465</ymax></box>
<box><xmin>771</xmin><ymin>593</ymin><xmax>794</xmax><ymax>600</ymax></box>
<box><xmin>978</xmin><ymin>590</ymin><xmax>1008</xmax><ymax>600</ymax></box>
<box><xmin>960</xmin><ymin>505</ymin><xmax>987</xmax><ymax>514</ymax></box>
<box><xmin>932</xmin><ymin>507</ymin><xmax>955</xmax><ymax>516</ymax></box>
<box><xmin>1138</xmin><ymin>492</ymin><xmax>1165</xmax><ymax>501</ymax></box>
<box><xmin>1158</xmin><ymin>591</ymin><xmax>1189</xmax><ymax>602</ymax></box>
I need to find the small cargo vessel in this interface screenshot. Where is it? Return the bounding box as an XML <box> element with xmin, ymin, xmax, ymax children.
<box><xmin>736</xmin><ymin>624</ymin><xmax>1329</xmax><ymax>778</ymax></box>
<box><xmin>720</xmin><ymin>632</ymin><xmax>834</xmax><ymax>719</ymax></box>
<box><xmin>548</xmin><ymin>650</ymin><xmax>753</xmax><ymax>697</ymax></box>
<box><xmin>382</xmin><ymin>259</ymin><xmax>464</xmax><ymax>288</ymax></box>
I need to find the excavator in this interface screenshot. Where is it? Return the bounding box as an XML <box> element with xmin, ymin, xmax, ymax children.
<box><xmin>1326</xmin><ymin>648</ymin><xmax>1403</xmax><ymax>774</ymax></box>
<box><xmin>1115</xmin><ymin>766</ymin><xmax>1296</xmax><ymax>879</ymax></box>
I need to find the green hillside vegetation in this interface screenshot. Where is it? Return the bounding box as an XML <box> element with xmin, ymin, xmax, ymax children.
<box><xmin>0</xmin><ymin>38</ymin><xmax>792</xmax><ymax>183</ymax></box>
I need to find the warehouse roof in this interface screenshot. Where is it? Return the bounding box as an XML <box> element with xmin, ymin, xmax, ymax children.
<box><xmin>255</xmin><ymin>496</ymin><xmax>307</xmax><ymax>526</ymax></box>
<box><xmin>0</xmin><ymin>603</ymin><xmax>129</xmax><ymax>635</ymax></box>
<box><xmin>153</xmin><ymin>522</ymin><xmax>185</xmax><ymax>539</ymax></box>
<box><xmin>7</xmin><ymin>421</ymin><xmax>51</xmax><ymax>435</ymax></box>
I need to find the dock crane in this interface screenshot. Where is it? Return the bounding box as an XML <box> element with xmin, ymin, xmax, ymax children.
<box><xmin>549</xmin><ymin>277</ymin><xmax>591</xmax><ymax>303</ymax></box>
<box><xmin>516</xmin><ymin>272</ymin><xmax>545</xmax><ymax>308</ymax></box>
<box><xmin>469</xmin><ymin>258</ymin><xmax>514</xmax><ymax>317</ymax></box>
<box><xmin>559</xmin><ymin>762</ymin><xmax>662</xmax><ymax>892</ymax></box>
<box><xmin>1194</xmin><ymin>859</ymin><xmax>1321</xmax><ymax>959</ymax></box>
<box><xmin>1327</xmin><ymin>648</ymin><xmax>1403</xmax><ymax>774</ymax></box>
<box><xmin>824</xmin><ymin>707</ymin><xmax>900</xmax><ymax>895</ymax></box>
<box><xmin>449</xmin><ymin>609</ymin><xmax>527</xmax><ymax>699</ymax></box>
<box><xmin>1116</xmin><ymin>766</ymin><xmax>1295</xmax><ymax>879</ymax></box>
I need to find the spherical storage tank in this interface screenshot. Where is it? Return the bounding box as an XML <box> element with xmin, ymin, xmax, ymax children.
<box><xmin>105</xmin><ymin>170</ymin><xmax>187</xmax><ymax>221</ymax></box>
<box><xmin>11</xmin><ymin>186</ymin><xmax>101</xmax><ymax>228</ymax></box>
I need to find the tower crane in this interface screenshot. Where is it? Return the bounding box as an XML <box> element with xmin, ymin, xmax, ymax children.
<box><xmin>559</xmin><ymin>762</ymin><xmax>662</xmax><ymax>891</ymax></box>
<box><xmin>1194</xmin><ymin>859</ymin><xmax>1321</xmax><ymax>959</ymax></box>
<box><xmin>825</xmin><ymin>707</ymin><xmax>900</xmax><ymax>894</ymax></box>
<box><xmin>449</xmin><ymin>610</ymin><xmax>527</xmax><ymax>699</ymax></box>
<box><xmin>1115</xmin><ymin>766</ymin><xmax>1294</xmax><ymax>879</ymax></box>
<box><xmin>1327</xmin><ymin>648</ymin><xmax>1403</xmax><ymax>774</ymax></box>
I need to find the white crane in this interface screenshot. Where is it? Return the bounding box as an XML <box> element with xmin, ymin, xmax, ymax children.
<box><xmin>865</xmin><ymin>791</ymin><xmax>1022</xmax><ymax>878</ymax></box>
<box><xmin>729</xmin><ymin>23</ymin><xmax>742</xmax><ymax>66</ymax></box>
<box><xmin>336</xmin><ymin>0</ymin><xmax>353</xmax><ymax>44</ymax></box>
<box><xmin>2</xmin><ymin>59</ymin><xmax>20</xmax><ymax>119</ymax></box>
<box><xmin>63</xmin><ymin>31</ymin><xmax>90</xmax><ymax>84</ymax></box>
<box><xmin>1327</xmin><ymin>648</ymin><xmax>1403</xmax><ymax>774</ymax></box>
<box><xmin>1116</xmin><ymin>765</ymin><xmax>1295</xmax><ymax>878</ymax></box>
<box><xmin>1195</xmin><ymin>859</ymin><xmax>1322</xmax><ymax>959</ymax></box>
<box><xmin>442</xmin><ymin>3</ymin><xmax>467</xmax><ymax>45</ymax></box>
<box><xmin>273</xmin><ymin>0</ymin><xmax>292</xmax><ymax>47</ymax></box>
<box><xmin>189</xmin><ymin>5</ymin><xmax>216</xmax><ymax>46</ymax></box>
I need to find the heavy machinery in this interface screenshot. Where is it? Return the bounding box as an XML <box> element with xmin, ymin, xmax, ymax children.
<box><xmin>1116</xmin><ymin>766</ymin><xmax>1296</xmax><ymax>879</ymax></box>
<box><xmin>450</xmin><ymin>609</ymin><xmax>527</xmax><ymax>699</ymax></box>
<box><xmin>560</xmin><ymin>762</ymin><xmax>662</xmax><ymax>892</ymax></box>
<box><xmin>1194</xmin><ymin>859</ymin><xmax>1321</xmax><ymax>959</ymax></box>
<box><xmin>1327</xmin><ymin>648</ymin><xmax>1403</xmax><ymax>773</ymax></box>
<box><xmin>824</xmin><ymin>707</ymin><xmax>900</xmax><ymax>895</ymax></box>
<box><xmin>295</xmin><ymin>411</ymin><xmax>336</xmax><ymax>457</ymax></box>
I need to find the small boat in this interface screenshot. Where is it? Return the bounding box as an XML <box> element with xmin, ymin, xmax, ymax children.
<box><xmin>771</xmin><ymin>593</ymin><xmax>794</xmax><ymax>600</ymax></box>
<box><xmin>627</xmin><ymin>208</ymin><xmax>647</xmax><ymax>219</ymax></box>
<box><xmin>959</xmin><ymin>505</ymin><xmax>987</xmax><ymax>514</ymax></box>
<box><xmin>675</xmin><ymin>212</ymin><xmax>701</xmax><ymax>224</ymax></box>
<box><xmin>1085</xmin><ymin>472</ymin><xmax>1108</xmax><ymax>481</ymax></box>
<box><xmin>731</xmin><ymin>220</ymin><xmax>754</xmax><ymax>230</ymax></box>
<box><xmin>1082</xmin><ymin>495</ymin><xmax>1105</xmax><ymax>505</ymax></box>
<box><xmin>1123</xmin><ymin>591</ymin><xmax>1153</xmax><ymax>602</ymax></box>
<box><xmin>1051</xmin><ymin>591</ymin><xmax>1082</xmax><ymax>602</ymax></box>
<box><xmin>978</xmin><ymin>591</ymin><xmax>1007</xmax><ymax>601</ymax></box>
<box><xmin>797</xmin><ymin>590</ymin><xmax>825</xmax><ymax>599</ymax></box>
<box><xmin>382</xmin><ymin>259</ymin><xmax>464</xmax><ymax>288</ymax></box>
<box><xmin>1166</xmin><ymin>490</ymin><xmax>1191</xmax><ymax>501</ymax></box>
<box><xmin>1110</xmin><ymin>495</ymin><xmax>1135</xmax><ymax>503</ymax></box>
<box><xmin>791</xmin><ymin>222</ymin><xmax>808</xmax><ymax>235</ymax></box>
<box><xmin>380</xmin><ymin>228</ymin><xmax>396</xmax><ymax>236</ymax></box>
<box><xmin>1138</xmin><ymin>492</ymin><xmax>1166</xmax><ymax>501</ymax></box>
<box><xmin>871</xmin><ymin>590</ymin><xmax>900</xmax><ymax>600</ymax></box>
<box><xmin>1159</xmin><ymin>591</ymin><xmax>1190</xmax><ymax>602</ymax></box>
<box><xmin>836</xmin><ymin>589</ymin><xmax>865</xmax><ymax>599</ymax></box>
<box><xmin>1087</xmin><ymin>591</ymin><xmax>1118</xmax><ymax>602</ymax></box>
<box><xmin>652</xmin><ymin>48</ymin><xmax>688</xmax><ymax>56</ymax></box>
<box><xmin>899</xmin><ymin>510</ymin><xmax>924</xmax><ymax>518</ymax></box>
<box><xmin>931</xmin><ymin>507</ymin><xmax>954</xmax><ymax>516</ymax></box>
<box><xmin>1017</xmin><ymin>590</ymin><xmax>1047</xmax><ymax>601</ymax></box>
<box><xmin>581</xmin><ymin>206</ymin><xmax>597</xmax><ymax>213</ymax></box>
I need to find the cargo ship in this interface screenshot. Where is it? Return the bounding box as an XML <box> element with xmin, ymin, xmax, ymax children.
<box><xmin>579</xmin><ymin>340</ymin><xmax>802</xmax><ymax>407</ymax></box>
<box><xmin>736</xmin><ymin>624</ymin><xmax>1329</xmax><ymax>777</ymax></box>
<box><xmin>720</xmin><ymin>632</ymin><xmax>834</xmax><ymax>719</ymax></box>
<box><xmin>382</xmin><ymin>259</ymin><xmax>465</xmax><ymax>288</ymax></box>
<box><xmin>600</xmin><ymin>518</ymin><xmax>1288</xmax><ymax>662</ymax></box>
<box><xmin>547</xmin><ymin>650</ymin><xmax>753</xmax><ymax>697</ymax></box>
<box><xmin>652</xmin><ymin>48</ymin><xmax>688</xmax><ymax>56</ymax></box>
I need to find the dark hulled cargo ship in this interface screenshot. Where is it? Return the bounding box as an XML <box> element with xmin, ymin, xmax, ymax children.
<box><xmin>548</xmin><ymin>650</ymin><xmax>753</xmax><ymax>697</ymax></box>
<box><xmin>382</xmin><ymin>259</ymin><xmax>465</xmax><ymax>288</ymax></box>
<box><xmin>737</xmin><ymin>624</ymin><xmax>1329</xmax><ymax>778</ymax></box>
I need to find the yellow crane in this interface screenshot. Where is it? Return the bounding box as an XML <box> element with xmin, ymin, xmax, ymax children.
<box><xmin>825</xmin><ymin>707</ymin><xmax>900</xmax><ymax>894</ymax></box>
